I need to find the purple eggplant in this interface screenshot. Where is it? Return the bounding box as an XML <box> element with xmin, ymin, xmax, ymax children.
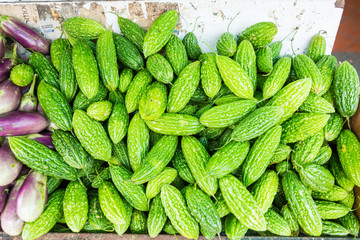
<box><xmin>0</xmin><ymin>141</ymin><xmax>23</xmax><ymax>186</ymax></box>
<box><xmin>0</xmin><ymin>58</ymin><xmax>12</xmax><ymax>83</ymax></box>
<box><xmin>0</xmin><ymin>45</ymin><xmax>18</xmax><ymax>83</ymax></box>
<box><xmin>0</xmin><ymin>111</ymin><xmax>49</xmax><ymax>136</ymax></box>
<box><xmin>0</xmin><ymin>185</ymin><xmax>9</xmax><ymax>213</ymax></box>
<box><xmin>0</xmin><ymin>79</ymin><xmax>21</xmax><ymax>114</ymax></box>
<box><xmin>0</xmin><ymin>16</ymin><xmax>49</xmax><ymax>54</ymax></box>
<box><xmin>0</xmin><ymin>176</ymin><xmax>25</xmax><ymax>236</ymax></box>
<box><xmin>16</xmin><ymin>171</ymin><xmax>47</xmax><ymax>222</ymax></box>
<box><xmin>0</xmin><ymin>35</ymin><xmax>5</xmax><ymax>58</ymax></box>
<box><xmin>26</xmin><ymin>132</ymin><xmax>54</xmax><ymax>149</ymax></box>
<box><xmin>16</xmin><ymin>166</ymin><xmax>30</xmax><ymax>181</ymax></box>
<box><xmin>37</xmin><ymin>102</ymin><xmax>45</xmax><ymax>115</ymax></box>
<box><xmin>18</xmin><ymin>76</ymin><xmax>37</xmax><ymax>112</ymax></box>
<box><xmin>21</xmin><ymin>84</ymin><xmax>31</xmax><ymax>95</ymax></box>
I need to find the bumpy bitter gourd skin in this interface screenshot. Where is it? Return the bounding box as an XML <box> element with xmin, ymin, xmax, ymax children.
<box><xmin>181</xmin><ymin>136</ymin><xmax>218</xmax><ymax>196</ymax></box>
<box><xmin>184</xmin><ymin>186</ymin><xmax>222</xmax><ymax>235</ymax></box>
<box><xmin>282</xmin><ymin>171</ymin><xmax>322</xmax><ymax>236</ymax></box>
<box><xmin>281</xmin><ymin>113</ymin><xmax>330</xmax><ymax>144</ymax></box>
<box><xmin>242</xmin><ymin>125</ymin><xmax>282</xmax><ymax>187</ymax></box>
<box><xmin>146</xmin><ymin>54</ymin><xmax>174</xmax><ymax>84</ymax></box>
<box><xmin>96</xmin><ymin>30</ymin><xmax>120</xmax><ymax>91</ymax></box>
<box><xmin>199</xmin><ymin>53</ymin><xmax>222</xmax><ymax>98</ymax></box>
<box><xmin>146</xmin><ymin>167</ymin><xmax>177</xmax><ymax>199</ymax></box>
<box><xmin>73</xmin><ymin>109</ymin><xmax>112</xmax><ymax>162</ymax></box>
<box><xmin>234</xmin><ymin>40</ymin><xmax>257</xmax><ymax>87</ymax></box>
<box><xmin>239</xmin><ymin>22</ymin><xmax>278</xmax><ymax>49</ymax></box>
<box><xmin>145</xmin><ymin>113</ymin><xmax>204</xmax><ymax>136</ymax></box>
<box><xmin>264</xmin><ymin>209</ymin><xmax>292</xmax><ymax>236</ymax></box>
<box><xmin>216</xmin><ymin>55</ymin><xmax>254</xmax><ymax>99</ymax></box>
<box><xmin>298</xmin><ymin>163</ymin><xmax>335</xmax><ymax>193</ymax></box>
<box><xmin>98</xmin><ymin>181</ymin><xmax>127</xmax><ymax>225</ymax></box>
<box><xmin>125</xmin><ymin>69</ymin><xmax>153</xmax><ymax>114</ymax></box>
<box><xmin>337</xmin><ymin>130</ymin><xmax>360</xmax><ymax>187</ymax></box>
<box><xmin>28</xmin><ymin>52</ymin><xmax>59</xmax><ymax>89</ymax></box>
<box><xmin>167</xmin><ymin>61</ymin><xmax>201</xmax><ymax>113</ymax></box>
<box><xmin>333</xmin><ymin>61</ymin><xmax>360</xmax><ymax>118</ymax></box>
<box><xmin>127</xmin><ymin>113</ymin><xmax>150</xmax><ymax>172</ymax></box>
<box><xmin>217</xmin><ymin>32</ymin><xmax>237</xmax><ymax>57</ymax></box>
<box><xmin>307</xmin><ymin>34</ymin><xmax>326</xmax><ymax>62</ymax></box>
<box><xmin>50</xmin><ymin>38</ymin><xmax>71</xmax><ymax>72</ymax></box>
<box><xmin>143</xmin><ymin>10</ymin><xmax>178</xmax><ymax>58</ymax></box>
<box><xmin>37</xmin><ymin>81</ymin><xmax>73</xmax><ymax>131</ymax></box>
<box><xmin>166</xmin><ymin>35</ymin><xmax>188</xmax><ymax>76</ymax></box>
<box><xmin>147</xmin><ymin>195</ymin><xmax>167</xmax><ymax>238</ymax></box>
<box><xmin>291</xmin><ymin>130</ymin><xmax>324</xmax><ymax>167</ymax></box>
<box><xmin>256</xmin><ymin>46</ymin><xmax>273</xmax><ymax>74</ymax></box>
<box><xmin>88</xmin><ymin>190</ymin><xmax>114</xmax><ymax>231</ymax></box>
<box><xmin>131</xmin><ymin>135</ymin><xmax>178</xmax><ymax>184</ymax></box>
<box><xmin>183</xmin><ymin>32</ymin><xmax>202</xmax><ymax>60</ymax></box>
<box><xmin>63</xmin><ymin>17</ymin><xmax>105</xmax><ymax>39</ymax></box>
<box><xmin>225</xmin><ymin>214</ymin><xmax>248</xmax><ymax>240</ymax></box>
<box><xmin>219</xmin><ymin>174</ymin><xmax>267</xmax><ymax>231</ymax></box>
<box><xmin>251</xmin><ymin>170</ymin><xmax>279</xmax><ymax>214</ymax></box>
<box><xmin>8</xmin><ymin>137</ymin><xmax>77</xmax><ymax>181</ymax></box>
<box><xmin>315</xmin><ymin>200</ymin><xmax>351</xmax><ymax>220</ymax></box>
<box><xmin>231</xmin><ymin>106</ymin><xmax>284</xmax><ymax>142</ymax></box>
<box><xmin>206</xmin><ymin>140</ymin><xmax>250</xmax><ymax>178</ymax></box>
<box><xmin>51</xmin><ymin>130</ymin><xmax>87</xmax><ymax>169</ymax></box>
<box><xmin>139</xmin><ymin>82</ymin><xmax>168</xmax><ymax>121</ymax></box>
<box><xmin>63</xmin><ymin>180</ymin><xmax>88</xmax><ymax>233</ymax></box>
<box><xmin>316</xmin><ymin>55</ymin><xmax>337</xmax><ymax>95</ymax></box>
<box><xmin>263</xmin><ymin>57</ymin><xmax>291</xmax><ymax>99</ymax></box>
<box><xmin>117</xmin><ymin>16</ymin><xmax>146</xmax><ymax>52</ymax></box>
<box><xmin>21</xmin><ymin>189</ymin><xmax>65</xmax><ymax>240</ymax></box>
<box><xmin>72</xmin><ymin>39</ymin><xmax>99</xmax><ymax>99</ymax></box>
<box><xmin>161</xmin><ymin>184</ymin><xmax>199</xmax><ymax>239</ymax></box>
<box><xmin>110</xmin><ymin>165</ymin><xmax>149</xmax><ymax>211</ymax></box>
<box><xmin>293</xmin><ymin>55</ymin><xmax>323</xmax><ymax>95</ymax></box>
<box><xmin>200</xmin><ymin>99</ymin><xmax>256</xmax><ymax>128</ymax></box>
<box><xmin>266</xmin><ymin>78</ymin><xmax>312</xmax><ymax>123</ymax></box>
<box><xmin>113</xmin><ymin>33</ymin><xmax>144</xmax><ymax>71</ymax></box>
<box><xmin>59</xmin><ymin>48</ymin><xmax>77</xmax><ymax>102</ymax></box>
<box><xmin>281</xmin><ymin>205</ymin><xmax>300</xmax><ymax>236</ymax></box>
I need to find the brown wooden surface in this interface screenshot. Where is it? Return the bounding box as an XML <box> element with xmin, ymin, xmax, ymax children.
<box><xmin>0</xmin><ymin>233</ymin><xmax>213</xmax><ymax>240</ymax></box>
<box><xmin>0</xmin><ymin>233</ymin><xmax>356</xmax><ymax>240</ymax></box>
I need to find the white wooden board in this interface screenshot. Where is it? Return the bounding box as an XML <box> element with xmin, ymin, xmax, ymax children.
<box><xmin>0</xmin><ymin>0</ymin><xmax>344</xmax><ymax>55</ymax></box>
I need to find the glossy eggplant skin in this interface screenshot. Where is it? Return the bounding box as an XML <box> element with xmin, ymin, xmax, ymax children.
<box><xmin>0</xmin><ymin>141</ymin><xmax>23</xmax><ymax>186</ymax></box>
<box><xmin>0</xmin><ymin>79</ymin><xmax>21</xmax><ymax>114</ymax></box>
<box><xmin>0</xmin><ymin>176</ymin><xmax>26</xmax><ymax>236</ymax></box>
<box><xmin>0</xmin><ymin>185</ymin><xmax>9</xmax><ymax>213</ymax></box>
<box><xmin>18</xmin><ymin>78</ymin><xmax>37</xmax><ymax>112</ymax></box>
<box><xmin>26</xmin><ymin>132</ymin><xmax>54</xmax><ymax>149</ymax></box>
<box><xmin>0</xmin><ymin>16</ymin><xmax>49</xmax><ymax>54</ymax></box>
<box><xmin>0</xmin><ymin>111</ymin><xmax>49</xmax><ymax>136</ymax></box>
<box><xmin>16</xmin><ymin>171</ymin><xmax>48</xmax><ymax>222</ymax></box>
<box><xmin>0</xmin><ymin>35</ymin><xmax>5</xmax><ymax>58</ymax></box>
<box><xmin>0</xmin><ymin>58</ymin><xmax>13</xmax><ymax>83</ymax></box>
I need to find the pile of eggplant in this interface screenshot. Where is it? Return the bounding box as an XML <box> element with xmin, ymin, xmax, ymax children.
<box><xmin>0</xmin><ymin>16</ymin><xmax>52</xmax><ymax>235</ymax></box>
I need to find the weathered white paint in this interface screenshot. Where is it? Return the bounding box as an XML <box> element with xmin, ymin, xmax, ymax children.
<box><xmin>0</xmin><ymin>0</ymin><xmax>343</xmax><ymax>55</ymax></box>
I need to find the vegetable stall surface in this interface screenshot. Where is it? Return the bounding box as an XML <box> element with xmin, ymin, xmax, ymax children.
<box><xmin>0</xmin><ymin>8</ymin><xmax>359</xmax><ymax>240</ymax></box>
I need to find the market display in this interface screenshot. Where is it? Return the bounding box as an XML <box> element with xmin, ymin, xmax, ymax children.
<box><xmin>0</xmin><ymin>9</ymin><xmax>359</xmax><ymax>240</ymax></box>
